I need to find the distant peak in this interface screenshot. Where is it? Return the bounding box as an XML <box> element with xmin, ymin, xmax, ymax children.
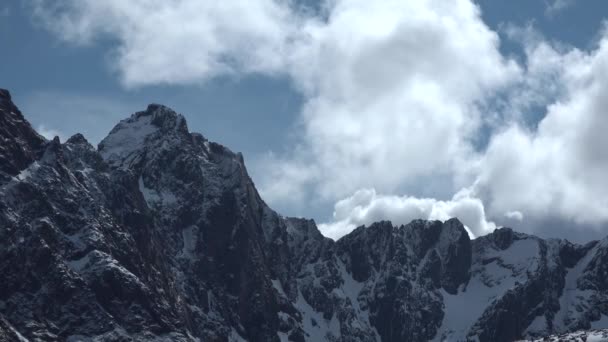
<box><xmin>40</xmin><ymin>136</ymin><xmax>64</xmax><ymax>164</ymax></box>
<box><xmin>145</xmin><ymin>103</ymin><xmax>167</xmax><ymax>112</ymax></box>
<box><xmin>0</xmin><ymin>88</ymin><xmax>18</xmax><ymax>112</ymax></box>
<box><xmin>491</xmin><ymin>227</ymin><xmax>516</xmax><ymax>250</ymax></box>
<box><xmin>66</xmin><ymin>133</ymin><xmax>89</xmax><ymax>145</ymax></box>
<box><xmin>133</xmin><ymin>103</ymin><xmax>189</xmax><ymax>134</ymax></box>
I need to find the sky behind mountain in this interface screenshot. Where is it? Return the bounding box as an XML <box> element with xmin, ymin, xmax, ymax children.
<box><xmin>2</xmin><ymin>0</ymin><xmax>608</xmax><ymax>242</ymax></box>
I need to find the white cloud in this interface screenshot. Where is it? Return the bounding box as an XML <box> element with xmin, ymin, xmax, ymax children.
<box><xmin>545</xmin><ymin>0</ymin><xmax>574</xmax><ymax>17</ymax></box>
<box><xmin>318</xmin><ymin>188</ymin><xmax>494</xmax><ymax>240</ymax></box>
<box><xmin>30</xmin><ymin>0</ymin><xmax>608</xmax><ymax>240</ymax></box>
<box><xmin>32</xmin><ymin>0</ymin><xmax>519</xmax><ymax>197</ymax></box>
<box><xmin>504</xmin><ymin>211</ymin><xmax>524</xmax><ymax>222</ymax></box>
<box><xmin>472</xmin><ymin>28</ymin><xmax>608</xmax><ymax>227</ymax></box>
<box><xmin>260</xmin><ymin>0</ymin><xmax>519</xmax><ymax>203</ymax></box>
<box><xmin>31</xmin><ymin>0</ymin><xmax>299</xmax><ymax>87</ymax></box>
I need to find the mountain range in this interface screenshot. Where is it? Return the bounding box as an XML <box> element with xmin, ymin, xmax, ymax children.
<box><xmin>1</xmin><ymin>88</ymin><xmax>608</xmax><ymax>342</ymax></box>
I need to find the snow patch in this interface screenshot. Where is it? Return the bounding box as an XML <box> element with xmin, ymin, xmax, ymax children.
<box><xmin>228</xmin><ymin>329</ymin><xmax>247</xmax><ymax>342</ymax></box>
<box><xmin>295</xmin><ymin>290</ymin><xmax>341</xmax><ymax>341</ymax></box>
<box><xmin>180</xmin><ymin>226</ymin><xmax>198</xmax><ymax>260</ymax></box>
<box><xmin>67</xmin><ymin>252</ymin><xmax>92</xmax><ymax>272</ymax></box>
<box><xmin>335</xmin><ymin>258</ymin><xmax>379</xmax><ymax>339</ymax></box>
<box><xmin>434</xmin><ymin>238</ymin><xmax>540</xmax><ymax>341</ymax></box>
<box><xmin>14</xmin><ymin>161</ymin><xmax>40</xmax><ymax>181</ymax></box>
<box><xmin>553</xmin><ymin>244</ymin><xmax>597</xmax><ymax>331</ymax></box>
<box><xmin>277</xmin><ymin>332</ymin><xmax>289</xmax><ymax>342</ymax></box>
<box><xmin>99</xmin><ymin>115</ymin><xmax>158</xmax><ymax>168</ymax></box>
<box><xmin>525</xmin><ymin>314</ymin><xmax>548</xmax><ymax>337</ymax></box>
<box><xmin>138</xmin><ymin>176</ymin><xmax>177</xmax><ymax>206</ymax></box>
<box><xmin>587</xmin><ymin>331</ymin><xmax>608</xmax><ymax>342</ymax></box>
<box><xmin>271</xmin><ymin>279</ymin><xmax>286</xmax><ymax>298</ymax></box>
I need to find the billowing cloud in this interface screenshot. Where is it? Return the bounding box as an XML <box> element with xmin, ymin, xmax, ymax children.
<box><xmin>31</xmin><ymin>0</ymin><xmax>298</xmax><ymax>86</ymax></box>
<box><xmin>472</xmin><ymin>28</ymin><xmax>608</xmax><ymax>227</ymax></box>
<box><xmin>318</xmin><ymin>188</ymin><xmax>494</xmax><ymax>240</ymax></box>
<box><xmin>29</xmin><ymin>0</ymin><xmax>608</xmax><ymax>240</ymax></box>
<box><xmin>264</xmin><ymin>0</ymin><xmax>519</xmax><ymax>203</ymax></box>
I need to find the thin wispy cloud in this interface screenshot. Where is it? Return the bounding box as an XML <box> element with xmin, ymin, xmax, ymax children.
<box><xmin>545</xmin><ymin>0</ymin><xmax>574</xmax><ymax>17</ymax></box>
<box><xmin>36</xmin><ymin>124</ymin><xmax>65</xmax><ymax>141</ymax></box>
<box><xmin>0</xmin><ymin>6</ymin><xmax>9</xmax><ymax>17</ymax></box>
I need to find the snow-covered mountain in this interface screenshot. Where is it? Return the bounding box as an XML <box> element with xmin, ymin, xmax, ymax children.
<box><xmin>1</xmin><ymin>88</ymin><xmax>608</xmax><ymax>342</ymax></box>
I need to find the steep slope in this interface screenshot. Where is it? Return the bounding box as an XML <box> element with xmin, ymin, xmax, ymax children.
<box><xmin>0</xmin><ymin>89</ymin><xmax>45</xmax><ymax>182</ymax></box>
<box><xmin>1</xmin><ymin>88</ymin><xmax>608</xmax><ymax>342</ymax></box>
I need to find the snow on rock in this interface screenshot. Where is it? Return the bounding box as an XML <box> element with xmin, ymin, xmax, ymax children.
<box><xmin>14</xmin><ymin>161</ymin><xmax>40</xmax><ymax>181</ymax></box>
<box><xmin>138</xmin><ymin>175</ymin><xmax>177</xmax><ymax>206</ymax></box>
<box><xmin>179</xmin><ymin>225</ymin><xmax>198</xmax><ymax>261</ymax></box>
<box><xmin>553</xmin><ymin>243</ymin><xmax>598</xmax><ymax>331</ymax></box>
<box><xmin>98</xmin><ymin>113</ymin><xmax>158</xmax><ymax>169</ymax></box>
<box><xmin>295</xmin><ymin>290</ymin><xmax>341</xmax><ymax>341</ymax></box>
<box><xmin>518</xmin><ymin>329</ymin><xmax>608</xmax><ymax>342</ymax></box>
<box><xmin>3</xmin><ymin>94</ymin><xmax>608</xmax><ymax>342</ymax></box>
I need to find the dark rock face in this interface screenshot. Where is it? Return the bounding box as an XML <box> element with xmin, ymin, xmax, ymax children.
<box><xmin>1</xmin><ymin>92</ymin><xmax>608</xmax><ymax>341</ymax></box>
<box><xmin>0</xmin><ymin>89</ymin><xmax>45</xmax><ymax>182</ymax></box>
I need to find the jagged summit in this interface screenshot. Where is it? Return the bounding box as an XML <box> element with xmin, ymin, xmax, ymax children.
<box><xmin>97</xmin><ymin>104</ymin><xmax>192</xmax><ymax>169</ymax></box>
<box><xmin>66</xmin><ymin>132</ymin><xmax>89</xmax><ymax>145</ymax></box>
<box><xmin>0</xmin><ymin>88</ymin><xmax>12</xmax><ymax>101</ymax></box>
<box><xmin>0</xmin><ymin>89</ymin><xmax>46</xmax><ymax>182</ymax></box>
<box><xmin>141</xmin><ymin>103</ymin><xmax>189</xmax><ymax>133</ymax></box>
<box><xmin>1</xmin><ymin>91</ymin><xmax>608</xmax><ymax>342</ymax></box>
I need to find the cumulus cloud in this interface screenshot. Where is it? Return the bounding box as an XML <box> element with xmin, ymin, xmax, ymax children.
<box><xmin>471</xmin><ymin>27</ymin><xmax>608</xmax><ymax>227</ymax></box>
<box><xmin>318</xmin><ymin>188</ymin><xmax>495</xmax><ymax>240</ymax></box>
<box><xmin>30</xmin><ymin>0</ymin><xmax>299</xmax><ymax>86</ymax></box>
<box><xmin>504</xmin><ymin>211</ymin><xmax>524</xmax><ymax>222</ymax></box>
<box><xmin>259</xmin><ymin>0</ymin><xmax>519</xmax><ymax>203</ymax></box>
<box><xmin>29</xmin><ymin>0</ymin><xmax>608</xmax><ymax>240</ymax></box>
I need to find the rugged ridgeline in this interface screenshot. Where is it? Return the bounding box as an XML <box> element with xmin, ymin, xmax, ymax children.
<box><xmin>1</xmin><ymin>89</ymin><xmax>608</xmax><ymax>342</ymax></box>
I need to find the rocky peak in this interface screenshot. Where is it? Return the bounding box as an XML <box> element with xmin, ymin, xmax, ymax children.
<box><xmin>2</xmin><ymin>91</ymin><xmax>608</xmax><ymax>342</ymax></box>
<box><xmin>0</xmin><ymin>89</ymin><xmax>46</xmax><ymax>182</ymax></box>
<box><xmin>40</xmin><ymin>136</ymin><xmax>63</xmax><ymax>163</ymax></box>
<box><xmin>64</xmin><ymin>133</ymin><xmax>107</xmax><ymax>172</ymax></box>
<box><xmin>492</xmin><ymin>227</ymin><xmax>517</xmax><ymax>250</ymax></box>
<box><xmin>0</xmin><ymin>88</ymin><xmax>13</xmax><ymax>105</ymax></box>
<box><xmin>286</xmin><ymin>217</ymin><xmax>326</xmax><ymax>242</ymax></box>
<box><xmin>435</xmin><ymin>218</ymin><xmax>472</xmax><ymax>294</ymax></box>
<box><xmin>66</xmin><ymin>133</ymin><xmax>89</xmax><ymax>146</ymax></box>
<box><xmin>144</xmin><ymin>103</ymin><xmax>189</xmax><ymax>134</ymax></box>
<box><xmin>97</xmin><ymin>105</ymin><xmax>191</xmax><ymax>170</ymax></box>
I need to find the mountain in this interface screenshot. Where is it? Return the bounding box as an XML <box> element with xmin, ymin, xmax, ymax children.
<box><xmin>1</xmin><ymin>88</ymin><xmax>608</xmax><ymax>342</ymax></box>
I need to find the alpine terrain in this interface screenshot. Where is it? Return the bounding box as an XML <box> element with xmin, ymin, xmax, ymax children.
<box><xmin>2</xmin><ymin>88</ymin><xmax>608</xmax><ymax>342</ymax></box>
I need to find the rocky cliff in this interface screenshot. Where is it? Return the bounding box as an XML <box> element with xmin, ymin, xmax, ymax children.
<box><xmin>1</xmin><ymin>89</ymin><xmax>607</xmax><ymax>342</ymax></box>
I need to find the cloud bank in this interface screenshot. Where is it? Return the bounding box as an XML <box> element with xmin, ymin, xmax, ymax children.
<box><xmin>318</xmin><ymin>188</ymin><xmax>494</xmax><ymax>240</ymax></box>
<box><xmin>30</xmin><ymin>0</ymin><xmax>608</xmax><ymax>240</ymax></box>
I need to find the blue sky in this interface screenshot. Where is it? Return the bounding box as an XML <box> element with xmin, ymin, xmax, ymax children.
<box><xmin>2</xmin><ymin>0</ymin><xmax>608</xmax><ymax>242</ymax></box>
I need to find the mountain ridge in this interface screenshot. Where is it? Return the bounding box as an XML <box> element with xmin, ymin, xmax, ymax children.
<box><xmin>1</xmin><ymin>88</ymin><xmax>608</xmax><ymax>342</ymax></box>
